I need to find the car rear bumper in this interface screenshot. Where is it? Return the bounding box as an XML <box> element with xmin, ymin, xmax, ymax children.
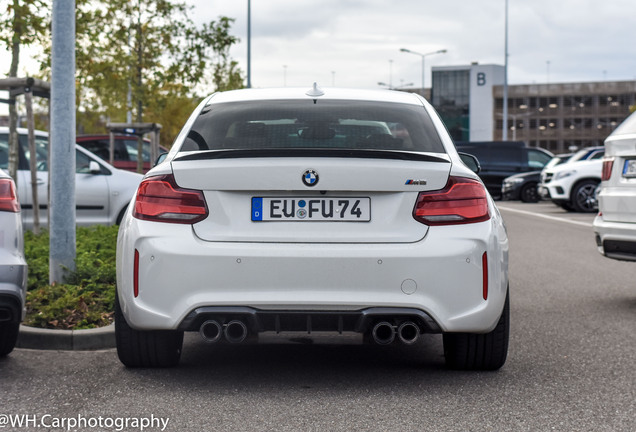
<box><xmin>117</xmin><ymin>216</ymin><xmax>509</xmax><ymax>334</ymax></box>
<box><xmin>593</xmin><ymin>215</ymin><xmax>636</xmax><ymax>261</ymax></box>
<box><xmin>177</xmin><ymin>305</ymin><xmax>442</xmax><ymax>334</ymax></box>
<box><xmin>0</xmin><ymin>262</ymin><xmax>27</xmax><ymax>323</ymax></box>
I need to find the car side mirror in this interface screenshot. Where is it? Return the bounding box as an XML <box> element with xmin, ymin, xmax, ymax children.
<box><xmin>458</xmin><ymin>152</ymin><xmax>481</xmax><ymax>174</ymax></box>
<box><xmin>89</xmin><ymin>161</ymin><xmax>101</xmax><ymax>174</ymax></box>
<box><xmin>155</xmin><ymin>152</ymin><xmax>168</xmax><ymax>167</ymax></box>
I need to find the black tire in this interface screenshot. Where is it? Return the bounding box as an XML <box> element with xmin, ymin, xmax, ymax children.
<box><xmin>0</xmin><ymin>321</ymin><xmax>20</xmax><ymax>357</ymax></box>
<box><xmin>115</xmin><ymin>293</ymin><xmax>183</xmax><ymax>368</ymax></box>
<box><xmin>520</xmin><ymin>182</ymin><xmax>539</xmax><ymax>203</ymax></box>
<box><xmin>116</xmin><ymin>206</ymin><xmax>128</xmax><ymax>225</ymax></box>
<box><xmin>443</xmin><ymin>291</ymin><xmax>509</xmax><ymax>371</ymax></box>
<box><xmin>570</xmin><ymin>179</ymin><xmax>600</xmax><ymax>213</ymax></box>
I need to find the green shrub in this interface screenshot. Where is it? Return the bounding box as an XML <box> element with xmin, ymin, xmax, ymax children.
<box><xmin>23</xmin><ymin>226</ymin><xmax>118</xmax><ymax>330</ymax></box>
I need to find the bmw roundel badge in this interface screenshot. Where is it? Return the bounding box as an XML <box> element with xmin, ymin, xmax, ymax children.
<box><xmin>302</xmin><ymin>169</ymin><xmax>319</xmax><ymax>187</ymax></box>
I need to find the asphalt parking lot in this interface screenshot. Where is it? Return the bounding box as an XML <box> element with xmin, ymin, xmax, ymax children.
<box><xmin>1</xmin><ymin>200</ymin><xmax>635</xmax><ymax>432</ymax></box>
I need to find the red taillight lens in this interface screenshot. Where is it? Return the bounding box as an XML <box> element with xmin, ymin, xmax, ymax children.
<box><xmin>133</xmin><ymin>174</ymin><xmax>208</xmax><ymax>224</ymax></box>
<box><xmin>413</xmin><ymin>176</ymin><xmax>490</xmax><ymax>226</ymax></box>
<box><xmin>601</xmin><ymin>157</ymin><xmax>614</xmax><ymax>181</ymax></box>
<box><xmin>0</xmin><ymin>178</ymin><xmax>20</xmax><ymax>213</ymax></box>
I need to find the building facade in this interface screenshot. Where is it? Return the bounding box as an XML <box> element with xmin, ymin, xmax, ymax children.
<box><xmin>492</xmin><ymin>81</ymin><xmax>636</xmax><ymax>153</ymax></box>
<box><xmin>431</xmin><ymin>63</ymin><xmax>636</xmax><ymax>152</ymax></box>
<box><xmin>431</xmin><ymin>64</ymin><xmax>505</xmax><ymax>142</ymax></box>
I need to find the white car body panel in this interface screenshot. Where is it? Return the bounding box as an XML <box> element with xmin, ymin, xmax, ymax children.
<box><xmin>593</xmin><ymin>112</ymin><xmax>636</xmax><ymax>261</ymax></box>
<box><xmin>172</xmin><ymin>156</ymin><xmax>451</xmax><ymax>192</ymax></box>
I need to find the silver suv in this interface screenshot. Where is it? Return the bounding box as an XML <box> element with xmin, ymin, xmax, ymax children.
<box><xmin>0</xmin><ymin>169</ymin><xmax>27</xmax><ymax>356</ymax></box>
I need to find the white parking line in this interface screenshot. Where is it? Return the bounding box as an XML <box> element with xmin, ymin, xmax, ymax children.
<box><xmin>497</xmin><ymin>205</ymin><xmax>594</xmax><ymax>228</ymax></box>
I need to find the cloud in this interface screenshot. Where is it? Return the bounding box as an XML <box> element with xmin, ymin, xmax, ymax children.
<box><xmin>2</xmin><ymin>0</ymin><xmax>635</xmax><ymax>97</ymax></box>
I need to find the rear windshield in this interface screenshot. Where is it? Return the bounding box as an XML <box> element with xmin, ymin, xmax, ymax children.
<box><xmin>179</xmin><ymin>100</ymin><xmax>445</xmax><ymax>154</ymax></box>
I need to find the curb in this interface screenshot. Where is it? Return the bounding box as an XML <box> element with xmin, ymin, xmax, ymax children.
<box><xmin>16</xmin><ymin>323</ymin><xmax>115</xmax><ymax>351</ymax></box>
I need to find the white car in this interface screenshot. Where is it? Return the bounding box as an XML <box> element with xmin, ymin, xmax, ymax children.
<box><xmin>0</xmin><ymin>127</ymin><xmax>143</xmax><ymax>228</ymax></box>
<box><xmin>594</xmin><ymin>111</ymin><xmax>636</xmax><ymax>261</ymax></box>
<box><xmin>0</xmin><ymin>169</ymin><xmax>27</xmax><ymax>356</ymax></box>
<box><xmin>539</xmin><ymin>155</ymin><xmax>603</xmax><ymax>212</ymax></box>
<box><xmin>116</xmin><ymin>86</ymin><xmax>510</xmax><ymax>370</ymax></box>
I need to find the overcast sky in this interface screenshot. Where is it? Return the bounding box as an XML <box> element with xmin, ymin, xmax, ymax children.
<box><xmin>188</xmin><ymin>0</ymin><xmax>636</xmax><ymax>90</ymax></box>
<box><xmin>2</xmin><ymin>0</ymin><xmax>635</xmax><ymax>104</ymax></box>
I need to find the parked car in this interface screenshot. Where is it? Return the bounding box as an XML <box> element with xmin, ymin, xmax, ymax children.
<box><xmin>0</xmin><ymin>169</ymin><xmax>27</xmax><ymax>357</ymax></box>
<box><xmin>539</xmin><ymin>147</ymin><xmax>604</xmax><ymax>212</ymax></box>
<box><xmin>116</xmin><ymin>86</ymin><xmax>510</xmax><ymax>370</ymax></box>
<box><xmin>455</xmin><ymin>141</ymin><xmax>554</xmax><ymax>198</ymax></box>
<box><xmin>76</xmin><ymin>134</ymin><xmax>168</xmax><ymax>173</ymax></box>
<box><xmin>0</xmin><ymin>127</ymin><xmax>143</xmax><ymax>229</ymax></box>
<box><xmin>567</xmin><ymin>146</ymin><xmax>605</xmax><ymax>163</ymax></box>
<box><xmin>594</xmin><ymin>112</ymin><xmax>636</xmax><ymax>261</ymax></box>
<box><xmin>501</xmin><ymin>153</ymin><xmax>573</xmax><ymax>202</ymax></box>
<box><xmin>501</xmin><ymin>171</ymin><xmax>541</xmax><ymax>202</ymax></box>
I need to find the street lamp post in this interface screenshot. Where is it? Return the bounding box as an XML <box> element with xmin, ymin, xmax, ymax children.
<box><xmin>247</xmin><ymin>0</ymin><xmax>251</xmax><ymax>88</ymax></box>
<box><xmin>399</xmin><ymin>48</ymin><xmax>447</xmax><ymax>95</ymax></box>
<box><xmin>503</xmin><ymin>0</ymin><xmax>509</xmax><ymax>140</ymax></box>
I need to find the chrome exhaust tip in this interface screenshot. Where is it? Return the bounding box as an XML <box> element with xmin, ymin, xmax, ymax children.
<box><xmin>224</xmin><ymin>320</ymin><xmax>248</xmax><ymax>344</ymax></box>
<box><xmin>371</xmin><ymin>321</ymin><xmax>396</xmax><ymax>345</ymax></box>
<box><xmin>199</xmin><ymin>320</ymin><xmax>223</xmax><ymax>343</ymax></box>
<box><xmin>397</xmin><ymin>321</ymin><xmax>420</xmax><ymax>345</ymax></box>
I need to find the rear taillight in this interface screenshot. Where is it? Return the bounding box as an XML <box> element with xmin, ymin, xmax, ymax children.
<box><xmin>0</xmin><ymin>178</ymin><xmax>20</xmax><ymax>213</ymax></box>
<box><xmin>133</xmin><ymin>174</ymin><xmax>208</xmax><ymax>224</ymax></box>
<box><xmin>601</xmin><ymin>157</ymin><xmax>614</xmax><ymax>181</ymax></box>
<box><xmin>413</xmin><ymin>176</ymin><xmax>490</xmax><ymax>226</ymax></box>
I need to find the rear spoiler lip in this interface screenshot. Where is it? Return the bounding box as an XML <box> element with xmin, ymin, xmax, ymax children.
<box><xmin>174</xmin><ymin>148</ymin><xmax>450</xmax><ymax>164</ymax></box>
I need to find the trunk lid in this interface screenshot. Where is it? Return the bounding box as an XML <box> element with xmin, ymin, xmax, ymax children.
<box><xmin>171</xmin><ymin>152</ymin><xmax>451</xmax><ymax>243</ymax></box>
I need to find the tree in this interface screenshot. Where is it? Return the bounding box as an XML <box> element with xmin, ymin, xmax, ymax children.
<box><xmin>0</xmin><ymin>0</ymin><xmax>48</xmax><ymax>182</ymax></box>
<box><xmin>69</xmin><ymin>0</ymin><xmax>244</xmax><ymax>149</ymax></box>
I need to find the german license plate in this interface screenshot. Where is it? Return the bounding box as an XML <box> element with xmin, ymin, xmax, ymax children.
<box><xmin>623</xmin><ymin>160</ymin><xmax>636</xmax><ymax>178</ymax></box>
<box><xmin>252</xmin><ymin>197</ymin><xmax>371</xmax><ymax>221</ymax></box>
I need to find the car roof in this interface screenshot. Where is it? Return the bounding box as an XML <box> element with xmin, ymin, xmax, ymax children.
<box><xmin>76</xmin><ymin>134</ymin><xmax>151</xmax><ymax>142</ymax></box>
<box><xmin>0</xmin><ymin>127</ymin><xmax>48</xmax><ymax>137</ymax></box>
<box><xmin>0</xmin><ymin>128</ymin><xmax>155</xmax><ymax>144</ymax></box>
<box><xmin>205</xmin><ymin>86</ymin><xmax>426</xmax><ymax>106</ymax></box>
<box><xmin>570</xmin><ymin>146</ymin><xmax>604</xmax><ymax>161</ymax></box>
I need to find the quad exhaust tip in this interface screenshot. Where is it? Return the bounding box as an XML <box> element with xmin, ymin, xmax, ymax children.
<box><xmin>372</xmin><ymin>321</ymin><xmax>420</xmax><ymax>345</ymax></box>
<box><xmin>200</xmin><ymin>318</ymin><xmax>419</xmax><ymax>345</ymax></box>
<box><xmin>199</xmin><ymin>320</ymin><xmax>223</xmax><ymax>343</ymax></box>
<box><xmin>372</xmin><ymin>321</ymin><xmax>396</xmax><ymax>345</ymax></box>
<box><xmin>397</xmin><ymin>321</ymin><xmax>420</xmax><ymax>345</ymax></box>
<box><xmin>224</xmin><ymin>320</ymin><xmax>248</xmax><ymax>344</ymax></box>
<box><xmin>199</xmin><ymin>319</ymin><xmax>249</xmax><ymax>344</ymax></box>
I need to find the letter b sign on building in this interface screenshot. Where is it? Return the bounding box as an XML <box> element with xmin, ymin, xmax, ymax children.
<box><xmin>477</xmin><ymin>72</ymin><xmax>486</xmax><ymax>86</ymax></box>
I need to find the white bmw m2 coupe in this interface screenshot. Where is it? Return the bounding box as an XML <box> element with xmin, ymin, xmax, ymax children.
<box><xmin>115</xmin><ymin>85</ymin><xmax>510</xmax><ymax>369</ymax></box>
